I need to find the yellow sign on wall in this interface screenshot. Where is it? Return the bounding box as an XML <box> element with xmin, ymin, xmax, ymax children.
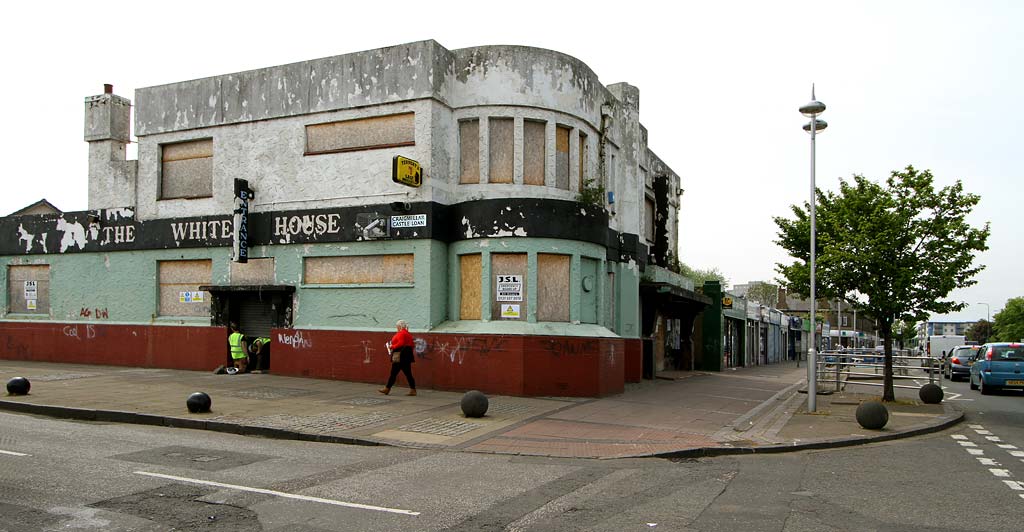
<box><xmin>392</xmin><ymin>155</ymin><xmax>422</xmax><ymax>188</ymax></box>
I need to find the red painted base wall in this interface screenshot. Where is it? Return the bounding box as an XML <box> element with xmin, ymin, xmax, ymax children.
<box><xmin>270</xmin><ymin>329</ymin><xmax>625</xmax><ymax>397</ymax></box>
<box><xmin>0</xmin><ymin>322</ymin><xmax>225</xmax><ymax>371</ymax></box>
<box><xmin>0</xmin><ymin>322</ymin><xmax>626</xmax><ymax>397</ymax></box>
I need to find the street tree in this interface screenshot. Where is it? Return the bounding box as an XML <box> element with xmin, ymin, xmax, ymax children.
<box><xmin>892</xmin><ymin>320</ymin><xmax>917</xmax><ymax>350</ymax></box>
<box><xmin>992</xmin><ymin>297</ymin><xmax>1024</xmax><ymax>342</ymax></box>
<box><xmin>680</xmin><ymin>263</ymin><xmax>729</xmax><ymax>290</ymax></box>
<box><xmin>966</xmin><ymin>319</ymin><xmax>993</xmax><ymax>344</ymax></box>
<box><xmin>774</xmin><ymin>166</ymin><xmax>989</xmax><ymax>401</ymax></box>
<box><xmin>745</xmin><ymin>282</ymin><xmax>779</xmax><ymax>307</ymax></box>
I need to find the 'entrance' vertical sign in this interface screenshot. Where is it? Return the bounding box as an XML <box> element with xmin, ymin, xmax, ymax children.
<box><xmin>232</xmin><ymin>179</ymin><xmax>253</xmax><ymax>263</ymax></box>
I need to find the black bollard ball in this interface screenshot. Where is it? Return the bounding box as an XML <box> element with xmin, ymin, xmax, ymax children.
<box><xmin>855</xmin><ymin>401</ymin><xmax>889</xmax><ymax>430</ymax></box>
<box><xmin>6</xmin><ymin>377</ymin><xmax>31</xmax><ymax>396</ymax></box>
<box><xmin>186</xmin><ymin>392</ymin><xmax>212</xmax><ymax>413</ymax></box>
<box><xmin>460</xmin><ymin>390</ymin><xmax>489</xmax><ymax>418</ymax></box>
<box><xmin>919</xmin><ymin>383</ymin><xmax>944</xmax><ymax>404</ymax></box>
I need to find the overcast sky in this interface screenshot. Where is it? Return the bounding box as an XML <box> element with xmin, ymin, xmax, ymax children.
<box><xmin>3</xmin><ymin>1</ymin><xmax>1019</xmax><ymax>324</ymax></box>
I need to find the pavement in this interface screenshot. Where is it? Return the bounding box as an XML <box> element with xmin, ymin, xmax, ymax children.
<box><xmin>0</xmin><ymin>360</ymin><xmax>963</xmax><ymax>459</ymax></box>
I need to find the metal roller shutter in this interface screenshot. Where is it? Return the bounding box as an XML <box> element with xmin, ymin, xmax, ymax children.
<box><xmin>238</xmin><ymin>296</ymin><xmax>275</xmax><ymax>337</ymax></box>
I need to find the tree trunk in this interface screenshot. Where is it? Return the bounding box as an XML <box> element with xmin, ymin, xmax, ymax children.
<box><xmin>880</xmin><ymin>319</ymin><xmax>895</xmax><ymax>402</ymax></box>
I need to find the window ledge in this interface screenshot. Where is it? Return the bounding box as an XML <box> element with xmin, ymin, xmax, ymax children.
<box><xmin>301</xmin><ymin>283</ymin><xmax>415</xmax><ymax>289</ymax></box>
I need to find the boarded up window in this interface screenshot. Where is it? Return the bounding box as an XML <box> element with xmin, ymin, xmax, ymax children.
<box><xmin>537</xmin><ymin>254</ymin><xmax>570</xmax><ymax>322</ymax></box>
<box><xmin>555</xmin><ymin>125</ymin><xmax>570</xmax><ymax>190</ymax></box>
<box><xmin>8</xmin><ymin>265</ymin><xmax>49</xmax><ymax>314</ymax></box>
<box><xmin>488</xmin><ymin>118</ymin><xmax>514</xmax><ymax>183</ymax></box>
<box><xmin>161</xmin><ymin>139</ymin><xmax>212</xmax><ymax>199</ymax></box>
<box><xmin>523</xmin><ymin>120</ymin><xmax>546</xmax><ymax>186</ymax></box>
<box><xmin>158</xmin><ymin>260</ymin><xmax>212</xmax><ymax>317</ymax></box>
<box><xmin>645</xmin><ymin>197</ymin><xmax>656</xmax><ymax>243</ymax></box>
<box><xmin>304</xmin><ymin>255</ymin><xmax>414</xmax><ymax>285</ymax></box>
<box><xmin>491</xmin><ymin>253</ymin><xmax>527</xmax><ymax>321</ymax></box>
<box><xmin>459</xmin><ymin>119</ymin><xmax>480</xmax><ymax>184</ymax></box>
<box><xmin>459</xmin><ymin>254</ymin><xmax>482</xmax><ymax>320</ymax></box>
<box><xmin>578</xmin><ymin>131</ymin><xmax>588</xmax><ymax>191</ymax></box>
<box><xmin>305</xmin><ymin>113</ymin><xmax>415</xmax><ymax>155</ymax></box>
<box><xmin>230</xmin><ymin>257</ymin><xmax>275</xmax><ymax>285</ymax></box>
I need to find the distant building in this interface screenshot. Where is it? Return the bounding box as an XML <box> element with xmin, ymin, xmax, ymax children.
<box><xmin>8</xmin><ymin>199</ymin><xmax>61</xmax><ymax>217</ymax></box>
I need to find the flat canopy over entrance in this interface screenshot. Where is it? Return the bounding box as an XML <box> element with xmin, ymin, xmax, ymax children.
<box><xmin>198</xmin><ymin>284</ymin><xmax>295</xmax><ymax>293</ymax></box>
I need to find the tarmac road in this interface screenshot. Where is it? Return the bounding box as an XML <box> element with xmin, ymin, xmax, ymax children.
<box><xmin>2</xmin><ymin>407</ymin><xmax>1021</xmax><ymax>532</ymax></box>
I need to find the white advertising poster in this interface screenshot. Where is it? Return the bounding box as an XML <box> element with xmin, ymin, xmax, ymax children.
<box><xmin>24</xmin><ymin>280</ymin><xmax>37</xmax><ymax>300</ymax></box>
<box><xmin>500</xmin><ymin>304</ymin><xmax>521</xmax><ymax>319</ymax></box>
<box><xmin>496</xmin><ymin>275</ymin><xmax>523</xmax><ymax>302</ymax></box>
<box><xmin>390</xmin><ymin>214</ymin><xmax>427</xmax><ymax>228</ymax></box>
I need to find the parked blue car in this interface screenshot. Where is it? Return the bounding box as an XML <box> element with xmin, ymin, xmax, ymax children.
<box><xmin>969</xmin><ymin>343</ymin><xmax>1024</xmax><ymax>394</ymax></box>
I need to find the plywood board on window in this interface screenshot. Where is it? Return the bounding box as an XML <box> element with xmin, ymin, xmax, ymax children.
<box><xmin>383</xmin><ymin>254</ymin><xmax>415</xmax><ymax>284</ymax></box>
<box><xmin>158</xmin><ymin>259</ymin><xmax>212</xmax><ymax>317</ymax></box>
<box><xmin>537</xmin><ymin>254</ymin><xmax>570</xmax><ymax>322</ymax></box>
<box><xmin>7</xmin><ymin>265</ymin><xmax>49</xmax><ymax>314</ymax></box>
<box><xmin>555</xmin><ymin>125</ymin><xmax>570</xmax><ymax>190</ymax></box>
<box><xmin>460</xmin><ymin>254</ymin><xmax>482</xmax><ymax>320</ymax></box>
<box><xmin>162</xmin><ymin>157</ymin><xmax>213</xmax><ymax>199</ymax></box>
<box><xmin>459</xmin><ymin>119</ymin><xmax>480</xmax><ymax>184</ymax></box>
<box><xmin>490</xmin><ymin>253</ymin><xmax>527</xmax><ymax>321</ymax></box>
<box><xmin>306</xmin><ymin>113</ymin><xmax>414</xmax><ymax>154</ymax></box>
<box><xmin>162</xmin><ymin>139</ymin><xmax>212</xmax><ymax>162</ymax></box>
<box><xmin>523</xmin><ymin>120</ymin><xmax>546</xmax><ymax>186</ymax></box>
<box><xmin>304</xmin><ymin>255</ymin><xmax>413</xmax><ymax>284</ymax></box>
<box><xmin>230</xmin><ymin>258</ymin><xmax>275</xmax><ymax>285</ymax></box>
<box><xmin>489</xmin><ymin>118</ymin><xmax>514</xmax><ymax>183</ymax></box>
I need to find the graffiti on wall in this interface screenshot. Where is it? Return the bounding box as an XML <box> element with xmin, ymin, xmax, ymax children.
<box><xmin>277</xmin><ymin>330</ymin><xmax>312</xmax><ymax>349</ymax></box>
<box><xmin>62</xmin><ymin>324</ymin><xmax>98</xmax><ymax>340</ymax></box>
<box><xmin>542</xmin><ymin>338</ymin><xmax>599</xmax><ymax>357</ymax></box>
<box><xmin>79</xmin><ymin>307</ymin><xmax>109</xmax><ymax>319</ymax></box>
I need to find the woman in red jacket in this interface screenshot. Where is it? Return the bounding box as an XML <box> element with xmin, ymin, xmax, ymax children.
<box><xmin>380</xmin><ymin>319</ymin><xmax>417</xmax><ymax>396</ymax></box>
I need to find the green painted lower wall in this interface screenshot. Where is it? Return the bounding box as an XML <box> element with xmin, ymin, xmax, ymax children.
<box><xmin>2</xmin><ymin>237</ymin><xmax>642</xmax><ymax>338</ymax></box>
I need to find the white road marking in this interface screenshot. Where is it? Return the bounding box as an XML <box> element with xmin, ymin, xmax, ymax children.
<box><xmin>986</xmin><ymin>436</ymin><xmax>1002</xmax><ymax>442</ymax></box>
<box><xmin>989</xmin><ymin>469</ymin><xmax>1011</xmax><ymax>478</ymax></box>
<box><xmin>978</xmin><ymin>458</ymin><xmax>999</xmax><ymax>466</ymax></box>
<box><xmin>0</xmin><ymin>449</ymin><xmax>29</xmax><ymax>457</ymax></box>
<box><xmin>134</xmin><ymin>471</ymin><xmax>420</xmax><ymax>516</ymax></box>
<box><xmin>975</xmin><ymin>429</ymin><xmax>992</xmax><ymax>435</ymax></box>
<box><xmin>1003</xmin><ymin>480</ymin><xmax>1024</xmax><ymax>491</ymax></box>
<box><xmin>998</xmin><ymin>444</ymin><xmax>1017</xmax><ymax>449</ymax></box>
<box><xmin>959</xmin><ymin>441</ymin><xmax>978</xmax><ymax>447</ymax></box>
<box><xmin>951</xmin><ymin>435</ymin><xmax>968</xmax><ymax>440</ymax></box>
<box><xmin>1010</xmin><ymin>451</ymin><xmax>1024</xmax><ymax>458</ymax></box>
<box><xmin>969</xmin><ymin>424</ymin><xmax>985</xmax><ymax>429</ymax></box>
<box><xmin>968</xmin><ymin>449</ymin><xmax>985</xmax><ymax>455</ymax></box>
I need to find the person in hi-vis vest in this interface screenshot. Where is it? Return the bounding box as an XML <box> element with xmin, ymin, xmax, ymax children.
<box><xmin>228</xmin><ymin>322</ymin><xmax>248</xmax><ymax>373</ymax></box>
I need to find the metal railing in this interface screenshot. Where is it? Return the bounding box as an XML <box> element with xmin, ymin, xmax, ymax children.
<box><xmin>815</xmin><ymin>348</ymin><xmax>940</xmax><ymax>392</ymax></box>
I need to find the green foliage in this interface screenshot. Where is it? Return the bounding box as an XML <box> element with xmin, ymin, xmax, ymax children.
<box><xmin>745</xmin><ymin>282</ymin><xmax>779</xmax><ymax>307</ymax></box>
<box><xmin>679</xmin><ymin>263</ymin><xmax>729</xmax><ymax>289</ymax></box>
<box><xmin>992</xmin><ymin>297</ymin><xmax>1024</xmax><ymax>342</ymax></box>
<box><xmin>774</xmin><ymin>166</ymin><xmax>990</xmax><ymax>400</ymax></box>
<box><xmin>966</xmin><ymin>319</ymin><xmax>993</xmax><ymax>344</ymax></box>
<box><xmin>892</xmin><ymin>320</ymin><xmax>917</xmax><ymax>348</ymax></box>
<box><xmin>577</xmin><ymin>177</ymin><xmax>606</xmax><ymax>207</ymax></box>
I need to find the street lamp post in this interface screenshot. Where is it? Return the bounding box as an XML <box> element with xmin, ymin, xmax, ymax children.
<box><xmin>800</xmin><ymin>86</ymin><xmax>827</xmax><ymax>412</ymax></box>
<box><xmin>978</xmin><ymin>302</ymin><xmax>990</xmax><ymax>323</ymax></box>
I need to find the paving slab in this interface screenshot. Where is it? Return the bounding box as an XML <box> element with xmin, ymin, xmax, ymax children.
<box><xmin>0</xmin><ymin>360</ymin><xmax>962</xmax><ymax>459</ymax></box>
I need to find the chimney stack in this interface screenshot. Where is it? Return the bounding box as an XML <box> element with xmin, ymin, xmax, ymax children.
<box><xmin>85</xmin><ymin>85</ymin><xmax>137</xmax><ymax>209</ymax></box>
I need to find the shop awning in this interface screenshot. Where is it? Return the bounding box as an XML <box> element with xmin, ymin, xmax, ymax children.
<box><xmin>640</xmin><ymin>281</ymin><xmax>711</xmax><ymax>318</ymax></box>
